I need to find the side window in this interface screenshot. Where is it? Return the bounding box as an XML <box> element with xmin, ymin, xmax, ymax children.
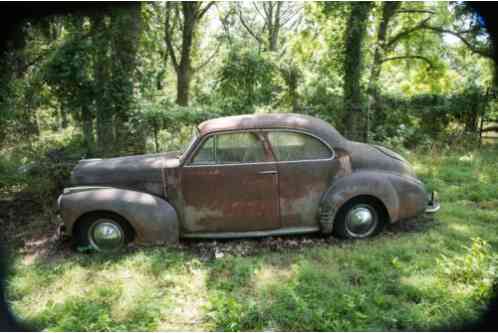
<box><xmin>191</xmin><ymin>136</ymin><xmax>215</xmax><ymax>164</ymax></box>
<box><xmin>267</xmin><ymin>131</ymin><xmax>332</xmax><ymax>161</ymax></box>
<box><xmin>191</xmin><ymin>132</ymin><xmax>266</xmax><ymax>165</ymax></box>
<box><xmin>217</xmin><ymin>132</ymin><xmax>265</xmax><ymax>163</ymax></box>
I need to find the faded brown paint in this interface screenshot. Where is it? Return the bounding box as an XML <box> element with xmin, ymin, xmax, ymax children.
<box><xmin>179</xmin><ymin>135</ymin><xmax>279</xmax><ymax>233</ymax></box>
<box><xmin>59</xmin><ymin>187</ymin><xmax>179</xmax><ymax>244</ymax></box>
<box><xmin>58</xmin><ymin>113</ymin><xmax>436</xmax><ymax>245</ymax></box>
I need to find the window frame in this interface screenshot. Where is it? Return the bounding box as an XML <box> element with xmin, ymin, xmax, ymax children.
<box><xmin>264</xmin><ymin>129</ymin><xmax>335</xmax><ymax>163</ymax></box>
<box><xmin>185</xmin><ymin>130</ymin><xmax>273</xmax><ymax>167</ymax></box>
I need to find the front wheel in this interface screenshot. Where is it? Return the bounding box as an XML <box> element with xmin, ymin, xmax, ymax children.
<box><xmin>75</xmin><ymin>213</ymin><xmax>133</xmax><ymax>252</ymax></box>
<box><xmin>333</xmin><ymin>199</ymin><xmax>385</xmax><ymax>239</ymax></box>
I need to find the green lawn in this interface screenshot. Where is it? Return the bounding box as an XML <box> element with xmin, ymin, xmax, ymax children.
<box><xmin>6</xmin><ymin>146</ymin><xmax>498</xmax><ymax>331</ymax></box>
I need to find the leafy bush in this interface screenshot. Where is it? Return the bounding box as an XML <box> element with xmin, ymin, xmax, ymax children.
<box><xmin>437</xmin><ymin>237</ymin><xmax>498</xmax><ymax>299</ymax></box>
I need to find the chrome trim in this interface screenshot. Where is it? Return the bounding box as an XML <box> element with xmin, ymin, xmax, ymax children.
<box><xmin>88</xmin><ymin>219</ymin><xmax>125</xmax><ymax>252</ymax></box>
<box><xmin>262</xmin><ymin>128</ymin><xmax>336</xmax><ymax>163</ymax></box>
<box><xmin>425</xmin><ymin>191</ymin><xmax>440</xmax><ymax>213</ymax></box>
<box><xmin>183</xmin><ymin>128</ymin><xmax>336</xmax><ymax>168</ymax></box>
<box><xmin>184</xmin><ymin>130</ymin><xmax>269</xmax><ymax>167</ymax></box>
<box><xmin>258</xmin><ymin>170</ymin><xmax>278</xmax><ymax>175</ymax></box>
<box><xmin>345</xmin><ymin>203</ymin><xmax>378</xmax><ymax>238</ymax></box>
<box><xmin>63</xmin><ymin>186</ymin><xmax>113</xmax><ymax>194</ymax></box>
<box><xmin>57</xmin><ymin>194</ymin><xmax>63</xmax><ymax>210</ymax></box>
<box><xmin>425</xmin><ymin>202</ymin><xmax>441</xmax><ymax>213</ymax></box>
<box><xmin>182</xmin><ymin>226</ymin><xmax>320</xmax><ymax>239</ymax></box>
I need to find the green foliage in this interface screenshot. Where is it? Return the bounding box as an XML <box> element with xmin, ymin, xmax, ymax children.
<box><xmin>438</xmin><ymin>237</ymin><xmax>497</xmax><ymax>299</ymax></box>
<box><xmin>217</xmin><ymin>48</ymin><xmax>276</xmax><ymax>111</ymax></box>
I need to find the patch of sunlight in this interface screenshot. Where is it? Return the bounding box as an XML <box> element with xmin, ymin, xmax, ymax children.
<box><xmin>411</xmin><ymin>161</ymin><xmax>429</xmax><ymax>174</ymax></box>
<box><xmin>157</xmin><ymin>267</ymin><xmax>210</xmax><ymax>331</ymax></box>
<box><xmin>448</xmin><ymin>223</ymin><xmax>470</xmax><ymax>234</ymax></box>
<box><xmin>400</xmin><ymin>273</ymin><xmax>438</xmax><ymax>290</ymax></box>
<box><xmin>109</xmin><ymin>268</ymin><xmax>155</xmax><ymax>322</ymax></box>
<box><xmin>459</xmin><ymin>153</ymin><xmax>474</xmax><ymax>162</ymax></box>
<box><xmin>478</xmin><ymin>172</ymin><xmax>491</xmax><ymax>184</ymax></box>
<box><xmin>252</xmin><ymin>264</ymin><xmax>296</xmax><ymax>290</ymax></box>
<box><xmin>19</xmin><ymin>265</ymin><xmax>91</xmax><ymax>318</ymax></box>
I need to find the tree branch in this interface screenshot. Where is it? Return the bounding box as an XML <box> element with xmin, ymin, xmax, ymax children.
<box><xmin>386</xmin><ymin>16</ymin><xmax>432</xmax><ymax>49</ymax></box>
<box><xmin>197</xmin><ymin>1</ymin><xmax>215</xmax><ymax>20</ymax></box>
<box><xmin>194</xmin><ymin>38</ymin><xmax>222</xmax><ymax>72</ymax></box>
<box><xmin>165</xmin><ymin>2</ymin><xmax>179</xmax><ymax>71</ymax></box>
<box><xmin>421</xmin><ymin>24</ymin><xmax>493</xmax><ymax>59</ymax></box>
<box><xmin>252</xmin><ymin>2</ymin><xmax>266</xmax><ymax>21</ymax></box>
<box><xmin>381</xmin><ymin>55</ymin><xmax>434</xmax><ymax>68</ymax></box>
<box><xmin>238</xmin><ymin>6</ymin><xmax>265</xmax><ymax>45</ymax></box>
<box><xmin>395</xmin><ymin>9</ymin><xmax>435</xmax><ymax>15</ymax></box>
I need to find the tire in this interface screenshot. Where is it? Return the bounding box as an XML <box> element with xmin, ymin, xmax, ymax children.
<box><xmin>333</xmin><ymin>198</ymin><xmax>385</xmax><ymax>239</ymax></box>
<box><xmin>74</xmin><ymin>212</ymin><xmax>134</xmax><ymax>252</ymax></box>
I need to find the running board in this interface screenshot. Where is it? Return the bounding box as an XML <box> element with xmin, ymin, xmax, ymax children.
<box><xmin>182</xmin><ymin>226</ymin><xmax>320</xmax><ymax>239</ymax></box>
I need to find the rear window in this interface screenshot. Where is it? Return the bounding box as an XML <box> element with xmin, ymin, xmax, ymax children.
<box><xmin>267</xmin><ymin>131</ymin><xmax>332</xmax><ymax>161</ymax></box>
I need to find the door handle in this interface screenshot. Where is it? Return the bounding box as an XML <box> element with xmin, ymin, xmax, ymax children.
<box><xmin>258</xmin><ymin>170</ymin><xmax>278</xmax><ymax>175</ymax></box>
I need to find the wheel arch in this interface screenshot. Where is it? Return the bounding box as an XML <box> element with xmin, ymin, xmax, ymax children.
<box><xmin>60</xmin><ymin>187</ymin><xmax>180</xmax><ymax>245</ymax></box>
<box><xmin>318</xmin><ymin>171</ymin><xmax>401</xmax><ymax>234</ymax></box>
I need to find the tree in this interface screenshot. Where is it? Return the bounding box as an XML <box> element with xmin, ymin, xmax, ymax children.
<box><xmin>90</xmin><ymin>12</ymin><xmax>114</xmax><ymax>156</ymax></box>
<box><xmin>237</xmin><ymin>2</ymin><xmax>302</xmax><ymax>52</ymax></box>
<box><xmin>164</xmin><ymin>2</ymin><xmax>215</xmax><ymax>106</ymax></box>
<box><xmin>41</xmin><ymin>17</ymin><xmax>96</xmax><ymax>155</ymax></box>
<box><xmin>342</xmin><ymin>2</ymin><xmax>372</xmax><ymax>142</ymax></box>
<box><xmin>110</xmin><ymin>3</ymin><xmax>144</xmax><ymax>154</ymax></box>
<box><xmin>366</xmin><ymin>2</ymin><xmax>494</xmax><ymax>140</ymax></box>
<box><xmin>367</xmin><ymin>2</ymin><xmax>400</xmax><ymax>136</ymax></box>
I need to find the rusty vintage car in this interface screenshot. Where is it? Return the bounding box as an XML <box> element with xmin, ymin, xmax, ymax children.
<box><xmin>57</xmin><ymin>113</ymin><xmax>440</xmax><ymax>252</ymax></box>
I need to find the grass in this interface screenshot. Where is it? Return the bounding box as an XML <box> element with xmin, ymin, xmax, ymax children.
<box><xmin>5</xmin><ymin>145</ymin><xmax>498</xmax><ymax>331</ymax></box>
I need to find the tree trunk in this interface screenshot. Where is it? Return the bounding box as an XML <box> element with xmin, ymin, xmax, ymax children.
<box><xmin>367</xmin><ymin>2</ymin><xmax>400</xmax><ymax>139</ymax></box>
<box><xmin>21</xmin><ymin>87</ymin><xmax>39</xmax><ymax>139</ymax></box>
<box><xmin>342</xmin><ymin>2</ymin><xmax>372</xmax><ymax>142</ymax></box>
<box><xmin>60</xmin><ymin>103</ymin><xmax>68</xmax><ymax>129</ymax></box>
<box><xmin>268</xmin><ymin>2</ymin><xmax>282</xmax><ymax>52</ymax></box>
<box><xmin>176</xmin><ymin>64</ymin><xmax>191</xmax><ymax>106</ymax></box>
<box><xmin>176</xmin><ymin>3</ymin><xmax>197</xmax><ymax>106</ymax></box>
<box><xmin>81</xmin><ymin>105</ymin><xmax>95</xmax><ymax>156</ymax></box>
<box><xmin>91</xmin><ymin>13</ymin><xmax>114</xmax><ymax>157</ymax></box>
<box><xmin>110</xmin><ymin>3</ymin><xmax>145</xmax><ymax>154</ymax></box>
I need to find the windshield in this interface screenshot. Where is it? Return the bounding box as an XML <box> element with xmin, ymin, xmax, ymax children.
<box><xmin>179</xmin><ymin>127</ymin><xmax>200</xmax><ymax>161</ymax></box>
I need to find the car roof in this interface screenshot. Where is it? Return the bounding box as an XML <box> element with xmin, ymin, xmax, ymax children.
<box><xmin>197</xmin><ymin>113</ymin><xmax>346</xmax><ymax>146</ymax></box>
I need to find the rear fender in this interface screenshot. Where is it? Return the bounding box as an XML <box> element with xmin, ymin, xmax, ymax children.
<box><xmin>59</xmin><ymin>187</ymin><xmax>179</xmax><ymax>245</ymax></box>
<box><xmin>319</xmin><ymin>171</ymin><xmax>400</xmax><ymax>234</ymax></box>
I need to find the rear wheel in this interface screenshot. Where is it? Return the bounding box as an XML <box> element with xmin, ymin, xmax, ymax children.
<box><xmin>75</xmin><ymin>213</ymin><xmax>133</xmax><ymax>252</ymax></box>
<box><xmin>333</xmin><ymin>198</ymin><xmax>385</xmax><ymax>239</ymax></box>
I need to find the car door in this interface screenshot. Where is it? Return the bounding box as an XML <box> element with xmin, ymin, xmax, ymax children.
<box><xmin>180</xmin><ymin>131</ymin><xmax>280</xmax><ymax>233</ymax></box>
<box><xmin>265</xmin><ymin>130</ymin><xmax>337</xmax><ymax>228</ymax></box>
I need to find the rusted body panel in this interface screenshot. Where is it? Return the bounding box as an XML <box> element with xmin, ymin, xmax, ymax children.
<box><xmin>59</xmin><ymin>187</ymin><xmax>179</xmax><ymax>244</ymax></box>
<box><xmin>58</xmin><ymin>113</ymin><xmax>436</xmax><ymax>245</ymax></box>
<box><xmin>276</xmin><ymin>159</ymin><xmax>337</xmax><ymax>228</ymax></box>
<box><xmin>70</xmin><ymin>151</ymin><xmax>179</xmax><ymax>197</ymax></box>
<box><xmin>180</xmin><ymin>162</ymin><xmax>279</xmax><ymax>233</ymax></box>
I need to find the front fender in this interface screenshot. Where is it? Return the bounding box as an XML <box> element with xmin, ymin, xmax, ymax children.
<box><xmin>59</xmin><ymin>187</ymin><xmax>179</xmax><ymax>245</ymax></box>
<box><xmin>319</xmin><ymin>171</ymin><xmax>401</xmax><ymax>234</ymax></box>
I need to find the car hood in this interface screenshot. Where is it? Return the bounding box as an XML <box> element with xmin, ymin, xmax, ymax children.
<box><xmin>344</xmin><ymin>141</ymin><xmax>415</xmax><ymax>177</ymax></box>
<box><xmin>71</xmin><ymin>151</ymin><xmax>180</xmax><ymax>188</ymax></box>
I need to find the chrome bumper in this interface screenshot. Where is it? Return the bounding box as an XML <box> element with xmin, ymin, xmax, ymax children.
<box><xmin>425</xmin><ymin>191</ymin><xmax>440</xmax><ymax>213</ymax></box>
<box><xmin>55</xmin><ymin>214</ymin><xmax>69</xmax><ymax>240</ymax></box>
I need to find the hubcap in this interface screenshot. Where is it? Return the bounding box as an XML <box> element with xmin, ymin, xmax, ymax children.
<box><xmin>345</xmin><ymin>204</ymin><xmax>378</xmax><ymax>238</ymax></box>
<box><xmin>89</xmin><ymin>220</ymin><xmax>124</xmax><ymax>252</ymax></box>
